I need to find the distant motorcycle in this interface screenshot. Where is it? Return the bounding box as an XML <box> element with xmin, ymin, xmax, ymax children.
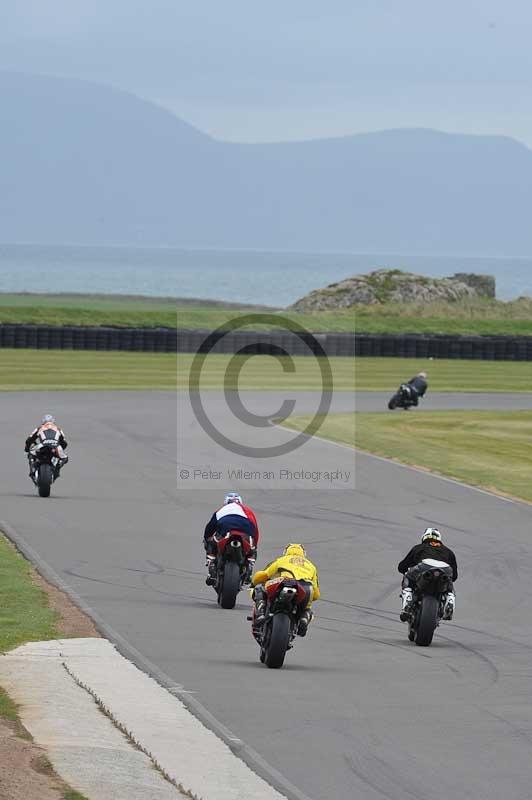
<box><xmin>252</xmin><ymin>577</ymin><xmax>307</xmax><ymax>668</ymax></box>
<box><xmin>28</xmin><ymin>443</ymin><xmax>60</xmax><ymax>497</ymax></box>
<box><xmin>211</xmin><ymin>530</ymin><xmax>254</xmax><ymax>609</ymax></box>
<box><xmin>404</xmin><ymin>559</ymin><xmax>454</xmax><ymax>646</ymax></box>
<box><xmin>388</xmin><ymin>384</ymin><xmax>418</xmax><ymax>410</ymax></box>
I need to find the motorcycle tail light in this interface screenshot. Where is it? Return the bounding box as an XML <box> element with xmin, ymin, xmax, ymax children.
<box><xmin>281</xmin><ymin>587</ymin><xmax>296</xmax><ymax>597</ymax></box>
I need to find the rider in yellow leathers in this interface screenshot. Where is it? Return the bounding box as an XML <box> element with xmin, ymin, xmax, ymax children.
<box><xmin>251</xmin><ymin>543</ymin><xmax>320</xmax><ymax>637</ymax></box>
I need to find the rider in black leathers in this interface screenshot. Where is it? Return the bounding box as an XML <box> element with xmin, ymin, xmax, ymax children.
<box><xmin>404</xmin><ymin>372</ymin><xmax>428</xmax><ymax>406</ymax></box>
<box><xmin>398</xmin><ymin>527</ymin><xmax>457</xmax><ymax>621</ymax></box>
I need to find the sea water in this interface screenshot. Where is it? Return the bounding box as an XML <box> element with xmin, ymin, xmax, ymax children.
<box><xmin>0</xmin><ymin>243</ymin><xmax>530</xmax><ymax>306</ymax></box>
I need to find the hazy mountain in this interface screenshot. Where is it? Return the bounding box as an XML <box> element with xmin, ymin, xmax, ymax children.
<box><xmin>2</xmin><ymin>71</ymin><xmax>532</xmax><ymax>256</ymax></box>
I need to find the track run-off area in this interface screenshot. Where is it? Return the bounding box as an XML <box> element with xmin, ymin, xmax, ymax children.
<box><xmin>2</xmin><ymin>390</ymin><xmax>532</xmax><ymax>800</ymax></box>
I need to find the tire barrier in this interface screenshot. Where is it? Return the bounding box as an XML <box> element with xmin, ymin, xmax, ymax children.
<box><xmin>354</xmin><ymin>334</ymin><xmax>532</xmax><ymax>360</ymax></box>
<box><xmin>1</xmin><ymin>325</ymin><xmax>532</xmax><ymax>359</ymax></box>
<box><xmin>0</xmin><ymin>325</ymin><xmax>178</xmax><ymax>353</ymax></box>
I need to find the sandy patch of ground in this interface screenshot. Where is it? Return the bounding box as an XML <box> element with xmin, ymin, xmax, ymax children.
<box><xmin>0</xmin><ymin>720</ymin><xmax>67</xmax><ymax>800</ymax></box>
<box><xmin>31</xmin><ymin>572</ymin><xmax>100</xmax><ymax>639</ymax></box>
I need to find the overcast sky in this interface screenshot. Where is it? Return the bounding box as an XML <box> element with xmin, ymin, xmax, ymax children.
<box><xmin>2</xmin><ymin>1</ymin><xmax>532</xmax><ymax>145</ymax></box>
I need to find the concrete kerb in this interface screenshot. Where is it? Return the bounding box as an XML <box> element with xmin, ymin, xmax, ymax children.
<box><xmin>0</xmin><ymin>520</ymin><xmax>315</xmax><ymax>800</ymax></box>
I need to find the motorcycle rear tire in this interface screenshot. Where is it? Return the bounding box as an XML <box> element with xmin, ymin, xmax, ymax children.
<box><xmin>415</xmin><ymin>595</ymin><xmax>438</xmax><ymax>647</ymax></box>
<box><xmin>265</xmin><ymin>613</ymin><xmax>291</xmax><ymax>669</ymax></box>
<box><xmin>219</xmin><ymin>561</ymin><xmax>240</xmax><ymax>609</ymax></box>
<box><xmin>38</xmin><ymin>464</ymin><xmax>53</xmax><ymax>498</ymax></box>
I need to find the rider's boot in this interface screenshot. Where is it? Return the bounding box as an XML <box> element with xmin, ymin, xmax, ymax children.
<box><xmin>400</xmin><ymin>588</ymin><xmax>413</xmax><ymax>622</ymax></box>
<box><xmin>442</xmin><ymin>591</ymin><xmax>455</xmax><ymax>620</ymax></box>
<box><xmin>243</xmin><ymin>548</ymin><xmax>256</xmax><ymax>585</ymax></box>
<box><xmin>252</xmin><ymin>586</ymin><xmax>267</xmax><ymax>628</ymax></box>
<box><xmin>204</xmin><ymin>538</ymin><xmax>217</xmax><ymax>585</ymax></box>
<box><xmin>205</xmin><ymin>556</ymin><xmax>217</xmax><ymax>586</ymax></box>
<box><xmin>254</xmin><ymin>599</ymin><xmax>266</xmax><ymax>626</ymax></box>
<box><xmin>54</xmin><ymin>456</ymin><xmax>68</xmax><ymax>480</ymax></box>
<box><xmin>297</xmin><ymin>608</ymin><xmax>313</xmax><ymax>637</ymax></box>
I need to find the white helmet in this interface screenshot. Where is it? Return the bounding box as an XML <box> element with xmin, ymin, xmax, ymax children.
<box><xmin>421</xmin><ymin>527</ymin><xmax>442</xmax><ymax>543</ymax></box>
<box><xmin>224</xmin><ymin>492</ymin><xmax>242</xmax><ymax>505</ymax></box>
<box><xmin>41</xmin><ymin>414</ymin><xmax>56</xmax><ymax>425</ymax></box>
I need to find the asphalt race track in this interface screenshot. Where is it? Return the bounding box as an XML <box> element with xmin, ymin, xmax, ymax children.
<box><xmin>2</xmin><ymin>391</ymin><xmax>532</xmax><ymax>799</ymax></box>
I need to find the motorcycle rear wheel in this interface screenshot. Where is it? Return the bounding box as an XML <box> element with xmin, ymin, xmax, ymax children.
<box><xmin>415</xmin><ymin>595</ymin><xmax>439</xmax><ymax>646</ymax></box>
<box><xmin>219</xmin><ymin>561</ymin><xmax>240</xmax><ymax>609</ymax></box>
<box><xmin>265</xmin><ymin>613</ymin><xmax>291</xmax><ymax>669</ymax></box>
<box><xmin>38</xmin><ymin>464</ymin><xmax>53</xmax><ymax>498</ymax></box>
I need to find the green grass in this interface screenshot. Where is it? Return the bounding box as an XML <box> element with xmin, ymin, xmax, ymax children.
<box><xmin>181</xmin><ymin>353</ymin><xmax>353</xmax><ymax>391</ymax></box>
<box><xmin>0</xmin><ymin>687</ymin><xmax>20</xmax><ymax>722</ymax></box>
<box><xmin>0</xmin><ymin>536</ymin><xmax>59</xmax><ymax>653</ymax></box>
<box><xmin>3</xmin><ymin>350</ymin><xmax>532</xmax><ymax>393</ymax></box>
<box><xmin>285</xmin><ymin>410</ymin><xmax>532</xmax><ymax>503</ymax></box>
<box><xmin>7</xmin><ymin>292</ymin><xmax>532</xmax><ymax>336</ymax></box>
<box><xmin>0</xmin><ymin>349</ymin><xmax>355</xmax><ymax>391</ymax></box>
<box><xmin>0</xmin><ymin>293</ymin><xmax>178</xmax><ymax>310</ymax></box>
<box><xmin>355</xmin><ymin>357</ymin><xmax>532</xmax><ymax>392</ymax></box>
<box><xmin>355</xmin><ymin>297</ymin><xmax>532</xmax><ymax>335</ymax></box>
<box><xmin>0</xmin><ymin>533</ymin><xmax>96</xmax><ymax>800</ymax></box>
<box><xmin>0</xmin><ymin>292</ymin><xmax>357</xmax><ymax>331</ymax></box>
<box><xmin>0</xmin><ymin>349</ymin><xmax>177</xmax><ymax>391</ymax></box>
<box><xmin>0</xmin><ymin>293</ymin><xmax>177</xmax><ymax>328</ymax></box>
<box><xmin>0</xmin><ymin>534</ymin><xmax>92</xmax><ymax>800</ymax></box>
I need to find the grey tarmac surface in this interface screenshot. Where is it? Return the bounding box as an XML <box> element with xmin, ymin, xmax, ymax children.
<box><xmin>2</xmin><ymin>391</ymin><xmax>532</xmax><ymax>800</ymax></box>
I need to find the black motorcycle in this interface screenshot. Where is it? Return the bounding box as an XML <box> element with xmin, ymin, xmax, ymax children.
<box><xmin>28</xmin><ymin>443</ymin><xmax>60</xmax><ymax>497</ymax></box>
<box><xmin>212</xmin><ymin>530</ymin><xmax>254</xmax><ymax>609</ymax></box>
<box><xmin>252</xmin><ymin>578</ymin><xmax>306</xmax><ymax>668</ymax></box>
<box><xmin>388</xmin><ymin>384</ymin><xmax>418</xmax><ymax>410</ymax></box>
<box><xmin>405</xmin><ymin>560</ymin><xmax>453</xmax><ymax>646</ymax></box>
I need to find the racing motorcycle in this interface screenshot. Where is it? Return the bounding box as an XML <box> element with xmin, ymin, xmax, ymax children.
<box><xmin>211</xmin><ymin>530</ymin><xmax>255</xmax><ymax>609</ymax></box>
<box><xmin>251</xmin><ymin>577</ymin><xmax>307</xmax><ymax>668</ymax></box>
<box><xmin>404</xmin><ymin>559</ymin><xmax>454</xmax><ymax>646</ymax></box>
<box><xmin>28</xmin><ymin>443</ymin><xmax>61</xmax><ymax>497</ymax></box>
<box><xmin>388</xmin><ymin>384</ymin><xmax>419</xmax><ymax>410</ymax></box>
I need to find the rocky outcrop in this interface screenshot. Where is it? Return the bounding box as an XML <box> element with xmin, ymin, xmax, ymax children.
<box><xmin>289</xmin><ymin>269</ymin><xmax>495</xmax><ymax>312</ymax></box>
<box><xmin>450</xmin><ymin>273</ymin><xmax>495</xmax><ymax>299</ymax></box>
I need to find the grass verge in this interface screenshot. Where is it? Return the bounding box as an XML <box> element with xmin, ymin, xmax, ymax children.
<box><xmin>0</xmin><ymin>536</ymin><xmax>58</xmax><ymax>653</ymax></box>
<box><xmin>354</xmin><ymin>357</ymin><xmax>532</xmax><ymax>392</ymax></box>
<box><xmin>8</xmin><ymin>293</ymin><xmax>532</xmax><ymax>335</ymax></box>
<box><xmin>4</xmin><ymin>351</ymin><xmax>532</xmax><ymax>393</ymax></box>
<box><xmin>0</xmin><ymin>533</ymin><xmax>90</xmax><ymax>799</ymax></box>
<box><xmin>0</xmin><ymin>686</ymin><xmax>20</xmax><ymax>723</ymax></box>
<box><xmin>355</xmin><ymin>297</ymin><xmax>532</xmax><ymax>335</ymax></box>
<box><xmin>0</xmin><ymin>349</ymin><xmax>356</xmax><ymax>391</ymax></box>
<box><xmin>285</xmin><ymin>410</ymin><xmax>532</xmax><ymax>503</ymax></box>
<box><xmin>0</xmin><ymin>349</ymin><xmax>176</xmax><ymax>391</ymax></box>
<box><xmin>0</xmin><ymin>292</ymin><xmax>356</xmax><ymax>331</ymax></box>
